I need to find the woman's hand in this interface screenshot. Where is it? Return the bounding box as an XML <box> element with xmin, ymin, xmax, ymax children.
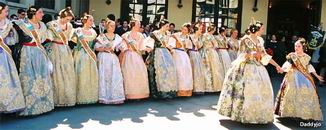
<box><xmin>251</xmin><ymin>51</ymin><xmax>262</xmax><ymax>61</ymax></box>
<box><xmin>316</xmin><ymin>75</ymin><xmax>324</xmax><ymax>82</ymax></box>
<box><xmin>104</xmin><ymin>47</ymin><xmax>113</xmax><ymax>52</ymax></box>
<box><xmin>276</xmin><ymin>66</ymin><xmax>284</xmax><ymax>74</ymax></box>
<box><xmin>144</xmin><ymin>47</ymin><xmax>153</xmax><ymax>53</ymax></box>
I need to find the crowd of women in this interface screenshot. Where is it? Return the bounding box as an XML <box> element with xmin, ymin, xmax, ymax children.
<box><xmin>0</xmin><ymin>2</ymin><xmax>323</xmax><ymax>124</ymax></box>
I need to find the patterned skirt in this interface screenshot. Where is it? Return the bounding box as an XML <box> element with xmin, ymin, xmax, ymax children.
<box><xmin>98</xmin><ymin>52</ymin><xmax>125</xmax><ymax>104</ymax></box>
<box><xmin>147</xmin><ymin>48</ymin><xmax>178</xmax><ymax>99</ymax></box>
<box><xmin>19</xmin><ymin>46</ymin><xmax>54</xmax><ymax>116</ymax></box>
<box><xmin>275</xmin><ymin>69</ymin><xmax>323</xmax><ymax>121</ymax></box>
<box><xmin>74</xmin><ymin>49</ymin><xmax>99</xmax><ymax>104</ymax></box>
<box><xmin>201</xmin><ymin>48</ymin><xmax>224</xmax><ymax>92</ymax></box>
<box><xmin>217</xmin><ymin>62</ymin><xmax>274</xmax><ymax>124</ymax></box>
<box><xmin>172</xmin><ymin>49</ymin><xmax>193</xmax><ymax>96</ymax></box>
<box><xmin>47</xmin><ymin>43</ymin><xmax>76</xmax><ymax>106</ymax></box>
<box><xmin>188</xmin><ymin>50</ymin><xmax>205</xmax><ymax>93</ymax></box>
<box><xmin>120</xmin><ymin>50</ymin><xmax>149</xmax><ymax>99</ymax></box>
<box><xmin>0</xmin><ymin>50</ymin><xmax>25</xmax><ymax>113</ymax></box>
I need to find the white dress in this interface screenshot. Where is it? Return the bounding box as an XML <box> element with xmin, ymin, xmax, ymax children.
<box><xmin>96</xmin><ymin>34</ymin><xmax>125</xmax><ymax>104</ymax></box>
<box><xmin>169</xmin><ymin>32</ymin><xmax>193</xmax><ymax>96</ymax></box>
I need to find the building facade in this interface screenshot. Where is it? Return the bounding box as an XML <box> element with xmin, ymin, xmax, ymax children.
<box><xmin>2</xmin><ymin>0</ymin><xmax>326</xmax><ymax>36</ymax></box>
<box><xmin>90</xmin><ymin>0</ymin><xmax>326</xmax><ymax>36</ymax></box>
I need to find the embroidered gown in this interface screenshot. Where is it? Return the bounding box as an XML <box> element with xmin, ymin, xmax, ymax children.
<box><xmin>215</xmin><ymin>34</ymin><xmax>232</xmax><ymax>75</ymax></box>
<box><xmin>189</xmin><ymin>34</ymin><xmax>206</xmax><ymax>93</ymax></box>
<box><xmin>217</xmin><ymin>35</ymin><xmax>274</xmax><ymax>124</ymax></box>
<box><xmin>46</xmin><ymin>20</ymin><xmax>76</xmax><ymax>106</ymax></box>
<box><xmin>73</xmin><ymin>27</ymin><xmax>99</xmax><ymax>104</ymax></box>
<box><xmin>145</xmin><ymin>30</ymin><xmax>178</xmax><ymax>99</ymax></box>
<box><xmin>96</xmin><ymin>33</ymin><xmax>125</xmax><ymax>104</ymax></box>
<box><xmin>200</xmin><ymin>33</ymin><xmax>224</xmax><ymax>92</ymax></box>
<box><xmin>13</xmin><ymin>20</ymin><xmax>54</xmax><ymax>116</ymax></box>
<box><xmin>0</xmin><ymin>18</ymin><xmax>25</xmax><ymax>113</ymax></box>
<box><xmin>227</xmin><ymin>37</ymin><xmax>240</xmax><ymax>61</ymax></box>
<box><xmin>169</xmin><ymin>32</ymin><xmax>193</xmax><ymax>96</ymax></box>
<box><xmin>274</xmin><ymin>53</ymin><xmax>323</xmax><ymax>121</ymax></box>
<box><xmin>120</xmin><ymin>31</ymin><xmax>149</xmax><ymax>99</ymax></box>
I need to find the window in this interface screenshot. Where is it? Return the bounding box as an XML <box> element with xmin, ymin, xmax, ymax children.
<box><xmin>193</xmin><ymin>0</ymin><xmax>216</xmax><ymax>25</ymax></box>
<box><xmin>35</xmin><ymin>0</ymin><xmax>55</xmax><ymax>9</ymax></box>
<box><xmin>192</xmin><ymin>0</ymin><xmax>242</xmax><ymax>30</ymax></box>
<box><xmin>122</xmin><ymin>0</ymin><xmax>168</xmax><ymax>24</ymax></box>
<box><xmin>66</xmin><ymin>0</ymin><xmax>72</xmax><ymax>7</ymax></box>
<box><xmin>128</xmin><ymin>0</ymin><xmax>144</xmax><ymax>22</ymax></box>
<box><xmin>218</xmin><ymin>0</ymin><xmax>240</xmax><ymax>28</ymax></box>
<box><xmin>146</xmin><ymin>0</ymin><xmax>166</xmax><ymax>23</ymax></box>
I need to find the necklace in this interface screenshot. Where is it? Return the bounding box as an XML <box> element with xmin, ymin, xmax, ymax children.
<box><xmin>105</xmin><ymin>33</ymin><xmax>115</xmax><ymax>41</ymax></box>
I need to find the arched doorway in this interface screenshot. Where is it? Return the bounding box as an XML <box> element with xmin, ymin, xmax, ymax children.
<box><xmin>267</xmin><ymin>0</ymin><xmax>321</xmax><ymax>38</ymax></box>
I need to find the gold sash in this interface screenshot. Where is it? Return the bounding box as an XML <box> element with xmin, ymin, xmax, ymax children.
<box><xmin>152</xmin><ymin>32</ymin><xmax>171</xmax><ymax>50</ymax></box>
<box><xmin>80</xmin><ymin>38</ymin><xmax>97</xmax><ymax>63</ymax></box>
<box><xmin>0</xmin><ymin>37</ymin><xmax>12</xmax><ymax>55</ymax></box>
<box><xmin>171</xmin><ymin>35</ymin><xmax>182</xmax><ymax>48</ymax></box>
<box><xmin>59</xmin><ymin>32</ymin><xmax>68</xmax><ymax>45</ymax></box>
<box><xmin>16</xmin><ymin>21</ymin><xmax>47</xmax><ymax>54</ymax></box>
<box><xmin>293</xmin><ymin>58</ymin><xmax>316</xmax><ymax>88</ymax></box>
<box><xmin>122</xmin><ymin>37</ymin><xmax>142</xmax><ymax>56</ymax></box>
<box><xmin>30</xmin><ymin>30</ymin><xmax>45</xmax><ymax>51</ymax></box>
<box><xmin>50</xmin><ymin>22</ymin><xmax>68</xmax><ymax>45</ymax></box>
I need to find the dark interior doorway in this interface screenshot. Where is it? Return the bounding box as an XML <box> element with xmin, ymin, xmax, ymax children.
<box><xmin>267</xmin><ymin>0</ymin><xmax>321</xmax><ymax>39</ymax></box>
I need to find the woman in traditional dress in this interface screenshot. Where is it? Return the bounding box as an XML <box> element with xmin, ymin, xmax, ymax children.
<box><xmin>95</xmin><ymin>19</ymin><xmax>125</xmax><ymax>104</ymax></box>
<box><xmin>120</xmin><ymin>19</ymin><xmax>149</xmax><ymax>99</ymax></box>
<box><xmin>144</xmin><ymin>19</ymin><xmax>178</xmax><ymax>99</ymax></box>
<box><xmin>189</xmin><ymin>23</ymin><xmax>206</xmax><ymax>94</ymax></box>
<box><xmin>217</xmin><ymin>20</ymin><xmax>281</xmax><ymax>124</ymax></box>
<box><xmin>215</xmin><ymin>26</ymin><xmax>231</xmax><ymax>75</ymax></box>
<box><xmin>0</xmin><ymin>2</ymin><xmax>25</xmax><ymax>113</ymax></box>
<box><xmin>275</xmin><ymin>38</ymin><xmax>323</xmax><ymax>121</ymax></box>
<box><xmin>201</xmin><ymin>24</ymin><xmax>224</xmax><ymax>92</ymax></box>
<box><xmin>46</xmin><ymin>7</ymin><xmax>76</xmax><ymax>106</ymax></box>
<box><xmin>13</xmin><ymin>6</ymin><xmax>54</xmax><ymax>116</ymax></box>
<box><xmin>227</xmin><ymin>28</ymin><xmax>239</xmax><ymax>61</ymax></box>
<box><xmin>168</xmin><ymin>23</ymin><xmax>193</xmax><ymax>97</ymax></box>
<box><xmin>73</xmin><ymin>14</ymin><xmax>98</xmax><ymax>104</ymax></box>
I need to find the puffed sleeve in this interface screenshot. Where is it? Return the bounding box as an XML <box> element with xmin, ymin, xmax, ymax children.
<box><xmin>308</xmin><ymin>64</ymin><xmax>316</xmax><ymax>73</ymax></box>
<box><xmin>67</xmin><ymin>23</ymin><xmax>75</xmax><ymax>41</ymax></box>
<box><xmin>281</xmin><ymin>61</ymin><xmax>292</xmax><ymax>72</ymax></box>
<box><xmin>95</xmin><ymin>34</ymin><xmax>104</xmax><ymax>49</ymax></box>
<box><xmin>261</xmin><ymin>53</ymin><xmax>273</xmax><ymax>66</ymax></box>
<box><xmin>143</xmin><ymin>36</ymin><xmax>155</xmax><ymax>49</ymax></box>
<box><xmin>119</xmin><ymin>34</ymin><xmax>128</xmax><ymax>51</ymax></box>
<box><xmin>168</xmin><ymin>36</ymin><xmax>176</xmax><ymax>48</ymax></box>
<box><xmin>113</xmin><ymin>34</ymin><xmax>123</xmax><ymax>51</ymax></box>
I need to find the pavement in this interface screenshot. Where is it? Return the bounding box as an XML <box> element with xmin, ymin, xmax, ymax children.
<box><xmin>1</xmin><ymin>76</ymin><xmax>325</xmax><ymax>130</ymax></box>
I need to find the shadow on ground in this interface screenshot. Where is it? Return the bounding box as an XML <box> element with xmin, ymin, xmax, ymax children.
<box><xmin>0</xmin><ymin>93</ymin><xmax>218</xmax><ymax>130</ymax></box>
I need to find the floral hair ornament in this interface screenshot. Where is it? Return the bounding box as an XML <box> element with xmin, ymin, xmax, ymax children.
<box><xmin>30</xmin><ymin>7</ymin><xmax>36</xmax><ymax>12</ymax></box>
<box><xmin>81</xmin><ymin>13</ymin><xmax>92</xmax><ymax>21</ymax></box>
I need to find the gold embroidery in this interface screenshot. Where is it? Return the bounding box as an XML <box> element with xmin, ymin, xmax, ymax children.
<box><xmin>0</xmin><ymin>37</ymin><xmax>12</xmax><ymax>55</ymax></box>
